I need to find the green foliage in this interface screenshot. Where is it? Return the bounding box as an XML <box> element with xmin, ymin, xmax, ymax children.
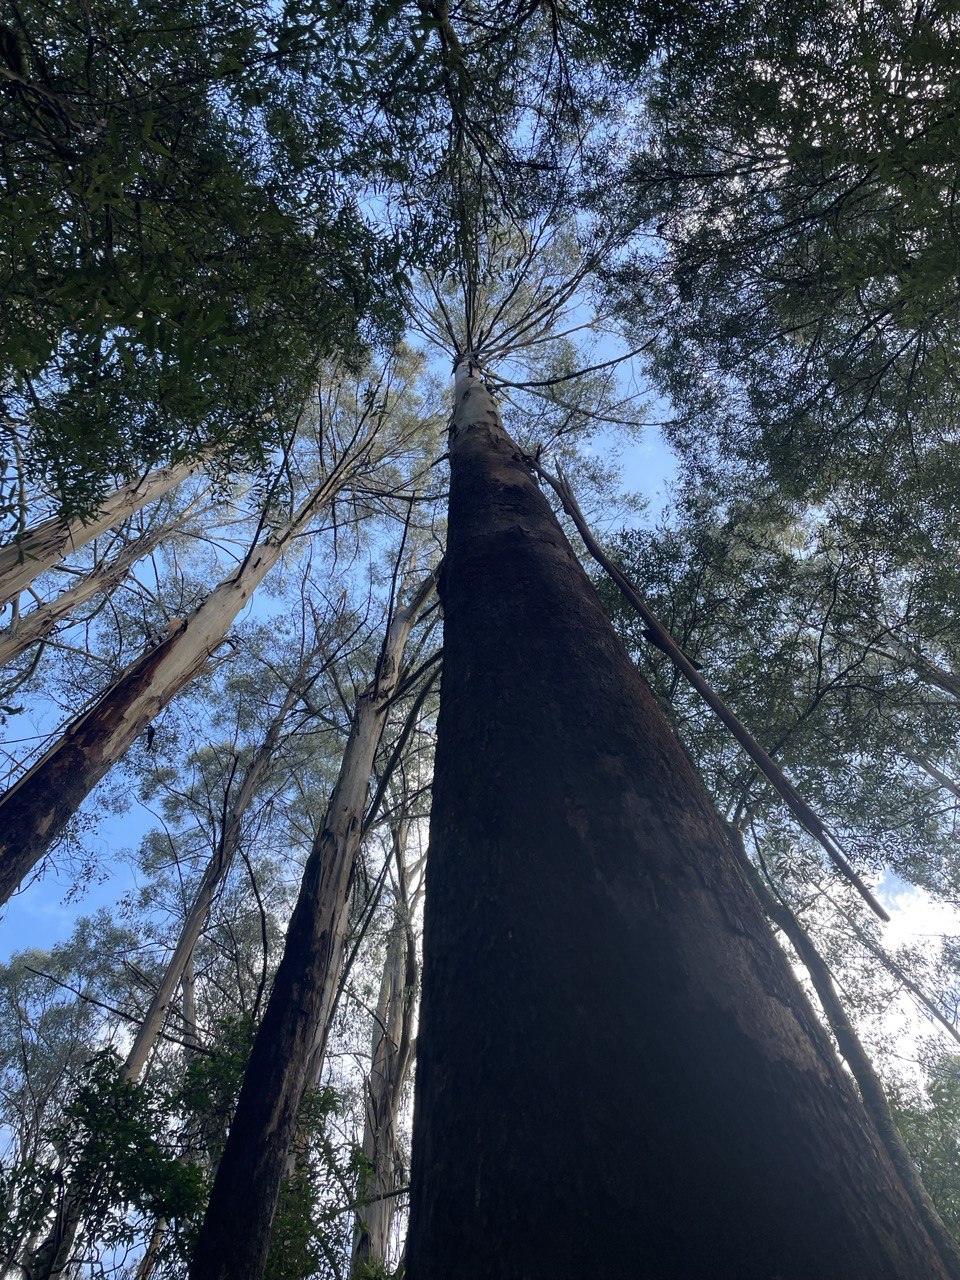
<box><xmin>600</xmin><ymin>494</ymin><xmax>960</xmax><ymax>895</ymax></box>
<box><xmin>353</xmin><ymin>1261</ymin><xmax>400</xmax><ymax>1280</ymax></box>
<box><xmin>264</xmin><ymin>1088</ymin><xmax>347</xmax><ymax>1280</ymax></box>
<box><xmin>44</xmin><ymin>1049</ymin><xmax>206</xmax><ymax>1254</ymax></box>
<box><xmin>0</xmin><ymin>0</ymin><xmax>419</xmax><ymax>513</ymax></box>
<box><xmin>611</xmin><ymin>0</ymin><xmax>960</xmax><ymax>508</ymax></box>
<box><xmin>892</xmin><ymin>1054</ymin><xmax>960</xmax><ymax>1239</ymax></box>
<box><xmin>179</xmin><ymin>1013</ymin><xmax>258</xmax><ymax>1164</ymax></box>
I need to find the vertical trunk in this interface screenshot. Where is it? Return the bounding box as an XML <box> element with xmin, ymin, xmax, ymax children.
<box><xmin>405</xmin><ymin>358</ymin><xmax>947</xmax><ymax>1279</ymax></box>
<box><xmin>745</xmin><ymin>863</ymin><xmax>960</xmax><ymax>1278</ymax></box>
<box><xmin>0</xmin><ymin>461</ymin><xmax>198</xmax><ymax>606</ymax></box>
<box><xmin>133</xmin><ymin>1220</ymin><xmax>167</xmax><ymax>1280</ymax></box>
<box><xmin>0</xmin><ymin>516</ymin><xmax>186</xmax><ymax>670</ymax></box>
<box><xmin>0</xmin><ymin>484</ymin><xmax>331</xmax><ymax>907</ymax></box>
<box><xmin>181</xmin><ymin>953</ymin><xmax>199</xmax><ymax>1051</ymax></box>
<box><xmin>352</xmin><ymin>826</ymin><xmax>418</xmax><ymax>1273</ymax></box>
<box><xmin>187</xmin><ymin>571</ymin><xmax>434</xmax><ymax>1280</ymax></box>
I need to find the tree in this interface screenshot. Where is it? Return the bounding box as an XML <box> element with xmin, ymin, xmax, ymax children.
<box><xmin>187</xmin><ymin>563</ymin><xmax>436</xmax><ymax>1280</ymax></box>
<box><xmin>0</xmin><ymin>0</ymin><xmax>416</xmax><ymax>512</ymax></box>
<box><xmin>351</xmin><ymin>816</ymin><xmax>422</xmax><ymax>1274</ymax></box>
<box><xmin>4</xmin><ymin>1</ymin><xmax>960</xmax><ymax>1276</ymax></box>
<box><xmin>406</xmin><ymin>356</ymin><xmax>950</xmax><ymax>1278</ymax></box>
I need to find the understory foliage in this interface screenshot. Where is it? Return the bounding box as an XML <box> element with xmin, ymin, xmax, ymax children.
<box><xmin>0</xmin><ymin>0</ymin><xmax>959</xmax><ymax>1274</ymax></box>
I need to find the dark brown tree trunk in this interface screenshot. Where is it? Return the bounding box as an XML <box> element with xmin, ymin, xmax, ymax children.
<box><xmin>187</xmin><ymin>571</ymin><xmax>433</xmax><ymax>1280</ymax></box>
<box><xmin>405</xmin><ymin>358</ymin><xmax>948</xmax><ymax>1280</ymax></box>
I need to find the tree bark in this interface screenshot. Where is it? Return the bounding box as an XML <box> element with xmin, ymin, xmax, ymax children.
<box><xmin>133</xmin><ymin>1219</ymin><xmax>167</xmax><ymax>1280</ymax></box>
<box><xmin>405</xmin><ymin>357</ymin><xmax>948</xmax><ymax>1279</ymax></box>
<box><xmin>187</xmin><ymin>570</ymin><xmax>434</xmax><ymax>1280</ymax></box>
<box><xmin>0</xmin><ymin>461</ymin><xmax>198</xmax><ymax>606</ymax></box>
<box><xmin>0</xmin><ymin>517</ymin><xmax>183</xmax><ymax>670</ymax></box>
<box><xmin>352</xmin><ymin>825</ymin><xmax>418</xmax><ymax>1273</ymax></box>
<box><xmin>0</xmin><ymin>482</ymin><xmax>332</xmax><ymax>908</ymax></box>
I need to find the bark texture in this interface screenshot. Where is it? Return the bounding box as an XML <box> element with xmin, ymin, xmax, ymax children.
<box><xmin>746</xmin><ymin>863</ymin><xmax>960</xmax><ymax>1279</ymax></box>
<box><xmin>0</xmin><ymin>484</ymin><xmax>332</xmax><ymax>907</ymax></box>
<box><xmin>187</xmin><ymin>572</ymin><xmax>433</xmax><ymax>1280</ymax></box>
<box><xmin>405</xmin><ymin>359</ymin><xmax>949</xmax><ymax>1279</ymax></box>
<box><xmin>0</xmin><ymin>461</ymin><xmax>196</xmax><ymax>605</ymax></box>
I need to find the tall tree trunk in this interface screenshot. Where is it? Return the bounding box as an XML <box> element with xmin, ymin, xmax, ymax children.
<box><xmin>0</xmin><ymin>484</ymin><xmax>332</xmax><ymax>907</ymax></box>
<box><xmin>0</xmin><ymin>515</ymin><xmax>185</xmax><ymax>670</ymax></box>
<box><xmin>745</xmin><ymin>861</ymin><xmax>960</xmax><ymax>1278</ymax></box>
<box><xmin>187</xmin><ymin>570</ymin><xmax>434</xmax><ymax>1280</ymax></box>
<box><xmin>405</xmin><ymin>357</ymin><xmax>948</xmax><ymax>1279</ymax></box>
<box><xmin>352</xmin><ymin>825</ymin><xmax>418</xmax><ymax>1274</ymax></box>
<box><xmin>0</xmin><ymin>461</ymin><xmax>198</xmax><ymax>606</ymax></box>
<box><xmin>132</xmin><ymin>1220</ymin><xmax>167</xmax><ymax>1280</ymax></box>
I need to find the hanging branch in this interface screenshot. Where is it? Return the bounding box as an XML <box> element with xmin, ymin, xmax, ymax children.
<box><xmin>529</xmin><ymin>456</ymin><xmax>890</xmax><ymax>923</ymax></box>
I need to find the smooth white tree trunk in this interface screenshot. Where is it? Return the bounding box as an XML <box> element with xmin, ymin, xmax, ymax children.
<box><xmin>352</xmin><ymin>840</ymin><xmax>418</xmax><ymax>1272</ymax></box>
<box><xmin>0</xmin><ymin>461</ymin><xmax>199</xmax><ymax>605</ymax></box>
<box><xmin>0</xmin><ymin>517</ymin><xmax>183</xmax><ymax>670</ymax></box>
<box><xmin>0</xmin><ymin>476</ymin><xmax>340</xmax><ymax>906</ymax></box>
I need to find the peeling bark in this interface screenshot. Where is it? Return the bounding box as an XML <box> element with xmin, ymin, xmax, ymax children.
<box><xmin>187</xmin><ymin>570</ymin><xmax>434</xmax><ymax>1280</ymax></box>
<box><xmin>405</xmin><ymin>358</ymin><xmax>948</xmax><ymax>1279</ymax></box>
<box><xmin>0</xmin><ymin>483</ymin><xmax>333</xmax><ymax>908</ymax></box>
<box><xmin>0</xmin><ymin>462</ymin><xmax>198</xmax><ymax>606</ymax></box>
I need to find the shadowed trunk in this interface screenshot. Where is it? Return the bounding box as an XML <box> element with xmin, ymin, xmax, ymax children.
<box><xmin>405</xmin><ymin>356</ymin><xmax>948</xmax><ymax>1279</ymax></box>
<box><xmin>0</xmin><ymin>484</ymin><xmax>332</xmax><ymax>908</ymax></box>
<box><xmin>0</xmin><ymin>461</ymin><xmax>198</xmax><ymax>605</ymax></box>
<box><xmin>187</xmin><ymin>570</ymin><xmax>434</xmax><ymax>1280</ymax></box>
<box><xmin>352</xmin><ymin>828</ymin><xmax>418</xmax><ymax>1273</ymax></box>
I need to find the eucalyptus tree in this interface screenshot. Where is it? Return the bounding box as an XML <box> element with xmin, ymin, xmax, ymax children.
<box><xmin>0</xmin><ymin>460</ymin><xmax>202</xmax><ymax>606</ymax></box>
<box><xmin>601</xmin><ymin>497</ymin><xmax>960</xmax><ymax>891</ymax></box>
<box><xmin>0</xmin><ymin>0</ymin><xmax>433</xmax><ymax>516</ymax></box>
<box><xmin>189</xmin><ymin>557</ymin><xmax>438</xmax><ymax>1280</ymax></box>
<box><xmin>0</xmin><ymin>913</ymin><xmax>154</xmax><ymax>1275</ymax></box>
<box><xmin>27</xmin><ymin>594</ymin><xmax>366</xmax><ymax>1280</ymax></box>
<box><xmin>351</xmin><ymin>812</ymin><xmax>423</xmax><ymax>1275</ymax></box>
<box><xmin>334</xmin><ymin>3</ymin><xmax>960</xmax><ymax>1269</ymax></box>
<box><xmin>0</xmin><ymin>350</ymin><xmax>441</xmax><ymax>908</ymax></box>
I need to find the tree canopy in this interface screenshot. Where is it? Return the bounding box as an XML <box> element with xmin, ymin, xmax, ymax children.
<box><xmin>1</xmin><ymin>0</ymin><xmax>959</xmax><ymax>1276</ymax></box>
